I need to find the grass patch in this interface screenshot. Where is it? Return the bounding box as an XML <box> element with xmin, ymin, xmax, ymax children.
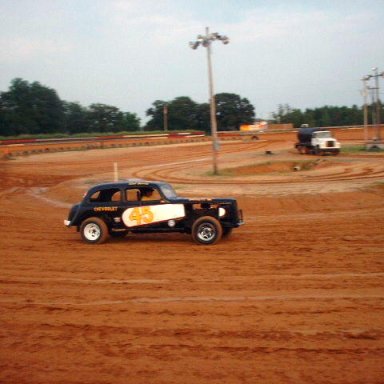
<box><xmin>205</xmin><ymin>168</ymin><xmax>237</xmax><ymax>177</ymax></box>
<box><xmin>207</xmin><ymin>160</ymin><xmax>330</xmax><ymax>177</ymax></box>
<box><xmin>341</xmin><ymin>144</ymin><xmax>383</xmax><ymax>154</ymax></box>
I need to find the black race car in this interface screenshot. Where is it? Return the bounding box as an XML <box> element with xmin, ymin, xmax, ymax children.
<box><xmin>64</xmin><ymin>180</ymin><xmax>244</xmax><ymax>245</ymax></box>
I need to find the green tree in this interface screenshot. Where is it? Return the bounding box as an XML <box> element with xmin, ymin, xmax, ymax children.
<box><xmin>145</xmin><ymin>100</ymin><xmax>168</xmax><ymax>131</ymax></box>
<box><xmin>0</xmin><ymin>96</ymin><xmax>11</xmax><ymax>136</ymax></box>
<box><xmin>145</xmin><ymin>97</ymin><xmax>199</xmax><ymax>131</ymax></box>
<box><xmin>195</xmin><ymin>102</ymin><xmax>210</xmax><ymax>133</ymax></box>
<box><xmin>145</xmin><ymin>93</ymin><xmax>255</xmax><ymax>133</ymax></box>
<box><xmin>121</xmin><ymin>112</ymin><xmax>141</xmax><ymax>132</ymax></box>
<box><xmin>0</xmin><ymin>78</ymin><xmax>142</xmax><ymax>136</ymax></box>
<box><xmin>88</xmin><ymin>103</ymin><xmax>125</xmax><ymax>133</ymax></box>
<box><xmin>272</xmin><ymin>104</ymin><xmax>305</xmax><ymax>127</ymax></box>
<box><xmin>350</xmin><ymin>105</ymin><xmax>363</xmax><ymax>126</ymax></box>
<box><xmin>0</xmin><ymin>78</ymin><xmax>65</xmax><ymax>135</ymax></box>
<box><xmin>63</xmin><ymin>101</ymin><xmax>89</xmax><ymax>134</ymax></box>
<box><xmin>272</xmin><ymin>104</ymin><xmax>367</xmax><ymax>128</ymax></box>
<box><xmin>215</xmin><ymin>93</ymin><xmax>255</xmax><ymax>131</ymax></box>
<box><xmin>167</xmin><ymin>96</ymin><xmax>198</xmax><ymax>131</ymax></box>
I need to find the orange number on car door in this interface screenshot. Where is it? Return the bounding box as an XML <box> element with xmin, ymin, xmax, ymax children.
<box><xmin>129</xmin><ymin>207</ymin><xmax>154</xmax><ymax>225</ymax></box>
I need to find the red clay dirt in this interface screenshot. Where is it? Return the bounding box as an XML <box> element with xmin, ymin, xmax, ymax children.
<box><xmin>1</xmin><ymin>129</ymin><xmax>384</xmax><ymax>384</ymax></box>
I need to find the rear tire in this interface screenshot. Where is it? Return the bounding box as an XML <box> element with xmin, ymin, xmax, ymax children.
<box><xmin>80</xmin><ymin>217</ymin><xmax>109</xmax><ymax>244</ymax></box>
<box><xmin>192</xmin><ymin>216</ymin><xmax>223</xmax><ymax>245</ymax></box>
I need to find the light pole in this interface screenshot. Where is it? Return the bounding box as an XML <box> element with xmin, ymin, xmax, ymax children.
<box><xmin>190</xmin><ymin>27</ymin><xmax>229</xmax><ymax>175</ymax></box>
<box><xmin>361</xmin><ymin>76</ymin><xmax>369</xmax><ymax>142</ymax></box>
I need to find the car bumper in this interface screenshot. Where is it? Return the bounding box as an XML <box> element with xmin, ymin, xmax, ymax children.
<box><xmin>238</xmin><ymin>209</ymin><xmax>244</xmax><ymax>225</ymax></box>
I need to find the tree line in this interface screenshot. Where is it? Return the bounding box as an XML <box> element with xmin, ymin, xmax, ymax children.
<box><xmin>145</xmin><ymin>93</ymin><xmax>255</xmax><ymax>132</ymax></box>
<box><xmin>0</xmin><ymin>78</ymin><xmax>255</xmax><ymax>137</ymax></box>
<box><xmin>272</xmin><ymin>103</ymin><xmax>380</xmax><ymax>128</ymax></box>
<box><xmin>0</xmin><ymin>78</ymin><xmax>372</xmax><ymax>137</ymax></box>
<box><xmin>0</xmin><ymin>78</ymin><xmax>141</xmax><ymax>136</ymax></box>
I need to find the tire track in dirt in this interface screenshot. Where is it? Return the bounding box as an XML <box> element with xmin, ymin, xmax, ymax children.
<box><xmin>128</xmin><ymin>143</ymin><xmax>384</xmax><ymax>188</ymax></box>
<box><xmin>1</xmin><ymin>131</ymin><xmax>384</xmax><ymax>384</ymax></box>
<box><xmin>2</xmin><ymin>293</ymin><xmax>384</xmax><ymax>306</ymax></box>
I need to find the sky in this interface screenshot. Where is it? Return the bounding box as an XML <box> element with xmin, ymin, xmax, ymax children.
<box><xmin>1</xmin><ymin>0</ymin><xmax>384</xmax><ymax>122</ymax></box>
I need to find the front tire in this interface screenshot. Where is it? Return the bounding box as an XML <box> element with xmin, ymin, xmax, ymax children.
<box><xmin>192</xmin><ymin>216</ymin><xmax>223</xmax><ymax>245</ymax></box>
<box><xmin>80</xmin><ymin>217</ymin><xmax>109</xmax><ymax>244</ymax></box>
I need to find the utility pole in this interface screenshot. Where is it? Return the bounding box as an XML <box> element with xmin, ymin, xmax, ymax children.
<box><xmin>363</xmin><ymin>67</ymin><xmax>384</xmax><ymax>145</ymax></box>
<box><xmin>163</xmin><ymin>103</ymin><xmax>168</xmax><ymax>131</ymax></box>
<box><xmin>373</xmin><ymin>67</ymin><xmax>382</xmax><ymax>142</ymax></box>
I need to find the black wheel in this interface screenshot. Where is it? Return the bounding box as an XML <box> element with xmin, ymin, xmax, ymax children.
<box><xmin>80</xmin><ymin>217</ymin><xmax>109</xmax><ymax>244</ymax></box>
<box><xmin>298</xmin><ymin>146</ymin><xmax>306</xmax><ymax>155</ymax></box>
<box><xmin>192</xmin><ymin>216</ymin><xmax>223</xmax><ymax>245</ymax></box>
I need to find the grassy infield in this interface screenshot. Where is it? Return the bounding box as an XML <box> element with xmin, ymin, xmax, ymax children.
<box><xmin>214</xmin><ymin>144</ymin><xmax>383</xmax><ymax>177</ymax></box>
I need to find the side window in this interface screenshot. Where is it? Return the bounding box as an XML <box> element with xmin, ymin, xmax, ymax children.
<box><xmin>90</xmin><ymin>190</ymin><xmax>101</xmax><ymax>202</ymax></box>
<box><xmin>125</xmin><ymin>188</ymin><xmax>141</xmax><ymax>202</ymax></box>
<box><xmin>140</xmin><ymin>188</ymin><xmax>161</xmax><ymax>202</ymax></box>
<box><xmin>111</xmin><ymin>190</ymin><xmax>121</xmax><ymax>202</ymax></box>
<box><xmin>89</xmin><ymin>188</ymin><xmax>121</xmax><ymax>203</ymax></box>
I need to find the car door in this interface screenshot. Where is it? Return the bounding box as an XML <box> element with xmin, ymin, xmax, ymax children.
<box><xmin>122</xmin><ymin>186</ymin><xmax>185</xmax><ymax>228</ymax></box>
<box><xmin>120</xmin><ymin>187</ymin><xmax>151</xmax><ymax>228</ymax></box>
<box><xmin>87</xmin><ymin>187</ymin><xmax>126</xmax><ymax>221</ymax></box>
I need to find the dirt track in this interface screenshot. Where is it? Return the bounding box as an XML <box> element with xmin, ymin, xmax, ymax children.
<box><xmin>1</xmin><ymin>129</ymin><xmax>384</xmax><ymax>383</ymax></box>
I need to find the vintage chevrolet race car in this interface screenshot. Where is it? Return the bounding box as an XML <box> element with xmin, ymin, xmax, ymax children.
<box><xmin>64</xmin><ymin>180</ymin><xmax>244</xmax><ymax>245</ymax></box>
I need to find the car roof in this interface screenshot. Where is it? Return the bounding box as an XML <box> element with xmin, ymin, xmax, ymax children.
<box><xmin>86</xmin><ymin>180</ymin><xmax>168</xmax><ymax>193</ymax></box>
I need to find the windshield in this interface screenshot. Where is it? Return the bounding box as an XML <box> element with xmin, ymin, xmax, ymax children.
<box><xmin>314</xmin><ymin>131</ymin><xmax>331</xmax><ymax>138</ymax></box>
<box><xmin>159</xmin><ymin>183</ymin><xmax>178</xmax><ymax>199</ymax></box>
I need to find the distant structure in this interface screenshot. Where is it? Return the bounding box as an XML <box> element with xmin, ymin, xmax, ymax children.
<box><xmin>240</xmin><ymin>122</ymin><xmax>293</xmax><ymax>132</ymax></box>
